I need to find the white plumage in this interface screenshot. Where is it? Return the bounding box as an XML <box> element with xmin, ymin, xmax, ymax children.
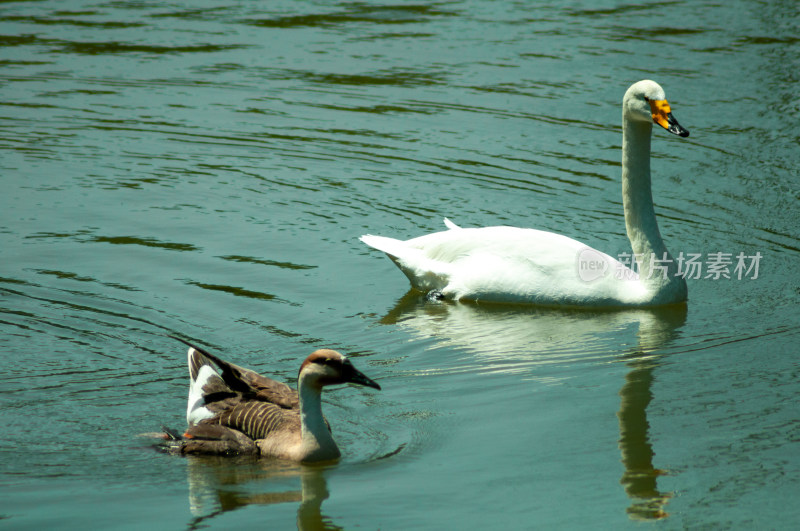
<box><xmin>361</xmin><ymin>80</ymin><xmax>690</xmax><ymax>308</ymax></box>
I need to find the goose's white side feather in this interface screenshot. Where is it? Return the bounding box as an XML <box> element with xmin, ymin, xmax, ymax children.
<box><xmin>187</xmin><ymin>364</ymin><xmax>219</xmax><ymax>424</ymax></box>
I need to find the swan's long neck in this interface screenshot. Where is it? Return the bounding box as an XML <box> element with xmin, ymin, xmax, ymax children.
<box><xmin>621</xmin><ymin>118</ymin><xmax>686</xmax><ymax>303</ymax></box>
<box><xmin>297</xmin><ymin>378</ymin><xmax>340</xmax><ymax>459</ymax></box>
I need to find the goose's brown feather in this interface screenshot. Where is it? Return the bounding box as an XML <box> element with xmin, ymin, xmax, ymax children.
<box><xmin>178</xmin><ymin>335</ymin><xmax>299</xmax><ymax>409</ymax></box>
<box><xmin>178</xmin><ymin>337</ymin><xmax>325</xmax><ymax>445</ymax></box>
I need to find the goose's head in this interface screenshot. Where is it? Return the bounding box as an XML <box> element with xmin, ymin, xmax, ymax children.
<box><xmin>623</xmin><ymin>80</ymin><xmax>689</xmax><ymax>138</ymax></box>
<box><xmin>298</xmin><ymin>349</ymin><xmax>381</xmax><ymax>391</ymax></box>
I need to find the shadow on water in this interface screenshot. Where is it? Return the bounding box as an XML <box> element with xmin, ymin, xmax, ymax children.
<box><xmin>380</xmin><ymin>291</ymin><xmax>687</xmax><ymax>520</ymax></box>
<box><xmin>182</xmin><ymin>456</ymin><xmax>341</xmax><ymax>531</ymax></box>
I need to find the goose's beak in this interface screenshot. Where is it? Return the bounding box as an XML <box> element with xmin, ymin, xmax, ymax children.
<box><xmin>649</xmin><ymin>99</ymin><xmax>689</xmax><ymax>138</ymax></box>
<box><xmin>345</xmin><ymin>363</ymin><xmax>382</xmax><ymax>390</ymax></box>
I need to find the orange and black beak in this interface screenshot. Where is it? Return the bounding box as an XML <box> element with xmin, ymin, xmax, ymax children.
<box><xmin>649</xmin><ymin>99</ymin><xmax>689</xmax><ymax>137</ymax></box>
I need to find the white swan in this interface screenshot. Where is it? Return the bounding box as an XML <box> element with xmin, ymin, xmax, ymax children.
<box><xmin>360</xmin><ymin>80</ymin><xmax>690</xmax><ymax>308</ymax></box>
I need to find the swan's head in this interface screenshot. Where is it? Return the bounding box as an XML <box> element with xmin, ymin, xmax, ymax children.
<box><xmin>623</xmin><ymin>80</ymin><xmax>689</xmax><ymax>137</ymax></box>
<box><xmin>298</xmin><ymin>349</ymin><xmax>381</xmax><ymax>391</ymax></box>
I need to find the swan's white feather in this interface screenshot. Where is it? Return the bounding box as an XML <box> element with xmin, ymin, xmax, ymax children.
<box><xmin>361</xmin><ymin>80</ymin><xmax>688</xmax><ymax>308</ymax></box>
<box><xmin>443</xmin><ymin>218</ymin><xmax>461</xmax><ymax>230</ymax></box>
<box><xmin>361</xmin><ymin>223</ymin><xmax>646</xmax><ymax>306</ymax></box>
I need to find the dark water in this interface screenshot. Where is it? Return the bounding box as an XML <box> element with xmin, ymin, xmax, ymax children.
<box><xmin>1</xmin><ymin>0</ymin><xmax>798</xmax><ymax>528</ymax></box>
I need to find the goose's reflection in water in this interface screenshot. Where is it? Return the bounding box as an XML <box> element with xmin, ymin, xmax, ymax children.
<box><xmin>381</xmin><ymin>291</ymin><xmax>686</xmax><ymax>520</ymax></box>
<box><xmin>184</xmin><ymin>456</ymin><xmax>341</xmax><ymax>530</ymax></box>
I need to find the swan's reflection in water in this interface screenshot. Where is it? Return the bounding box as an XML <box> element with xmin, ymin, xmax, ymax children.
<box><xmin>618</xmin><ymin>352</ymin><xmax>672</xmax><ymax>520</ymax></box>
<box><xmin>382</xmin><ymin>291</ymin><xmax>686</xmax><ymax>520</ymax></box>
<box><xmin>616</xmin><ymin>305</ymin><xmax>686</xmax><ymax>520</ymax></box>
<box><xmin>185</xmin><ymin>456</ymin><xmax>341</xmax><ymax>530</ymax></box>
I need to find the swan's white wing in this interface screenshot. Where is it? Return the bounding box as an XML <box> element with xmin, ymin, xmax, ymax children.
<box><xmin>362</xmin><ymin>224</ymin><xmax>646</xmax><ymax>306</ymax></box>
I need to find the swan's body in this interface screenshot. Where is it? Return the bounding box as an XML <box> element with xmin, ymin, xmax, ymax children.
<box><xmin>159</xmin><ymin>338</ymin><xmax>380</xmax><ymax>462</ymax></box>
<box><xmin>361</xmin><ymin>80</ymin><xmax>689</xmax><ymax>308</ymax></box>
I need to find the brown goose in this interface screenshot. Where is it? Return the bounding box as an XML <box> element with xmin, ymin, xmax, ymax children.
<box><xmin>163</xmin><ymin>338</ymin><xmax>381</xmax><ymax>462</ymax></box>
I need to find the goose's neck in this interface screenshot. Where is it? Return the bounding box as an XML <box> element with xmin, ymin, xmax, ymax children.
<box><xmin>621</xmin><ymin>118</ymin><xmax>686</xmax><ymax>302</ymax></box>
<box><xmin>298</xmin><ymin>379</ymin><xmax>340</xmax><ymax>460</ymax></box>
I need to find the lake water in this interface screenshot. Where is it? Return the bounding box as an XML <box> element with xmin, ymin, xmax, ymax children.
<box><xmin>1</xmin><ymin>0</ymin><xmax>798</xmax><ymax>528</ymax></box>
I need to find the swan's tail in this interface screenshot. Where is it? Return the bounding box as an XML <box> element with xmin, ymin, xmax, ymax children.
<box><xmin>359</xmin><ymin>234</ymin><xmax>450</xmax><ymax>292</ymax></box>
<box><xmin>359</xmin><ymin>234</ymin><xmax>408</xmax><ymax>258</ymax></box>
